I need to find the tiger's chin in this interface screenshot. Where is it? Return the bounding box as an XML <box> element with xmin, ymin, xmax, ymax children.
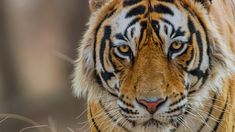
<box><xmin>130</xmin><ymin>118</ymin><xmax>176</xmax><ymax>132</ymax></box>
<box><xmin>132</xmin><ymin>119</ymin><xmax>174</xmax><ymax>132</ymax></box>
<box><xmin>142</xmin><ymin>119</ymin><xmax>169</xmax><ymax>128</ymax></box>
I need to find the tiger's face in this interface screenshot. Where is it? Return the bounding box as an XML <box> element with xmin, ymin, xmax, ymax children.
<box><xmin>74</xmin><ymin>0</ymin><xmax>233</xmax><ymax>131</ymax></box>
<box><xmin>94</xmin><ymin>0</ymin><xmax>210</xmax><ymax>129</ymax></box>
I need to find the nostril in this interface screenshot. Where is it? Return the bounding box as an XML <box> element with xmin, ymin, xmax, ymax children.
<box><xmin>137</xmin><ymin>97</ymin><xmax>166</xmax><ymax>114</ymax></box>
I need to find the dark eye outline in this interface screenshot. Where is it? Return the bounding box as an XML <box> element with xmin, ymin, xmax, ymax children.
<box><xmin>113</xmin><ymin>44</ymin><xmax>133</xmax><ymax>61</ymax></box>
<box><xmin>117</xmin><ymin>45</ymin><xmax>131</xmax><ymax>55</ymax></box>
<box><xmin>170</xmin><ymin>41</ymin><xmax>184</xmax><ymax>52</ymax></box>
<box><xmin>168</xmin><ymin>41</ymin><xmax>188</xmax><ymax>59</ymax></box>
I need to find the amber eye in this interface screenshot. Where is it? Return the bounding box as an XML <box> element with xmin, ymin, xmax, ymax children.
<box><xmin>168</xmin><ymin>41</ymin><xmax>187</xmax><ymax>59</ymax></box>
<box><xmin>171</xmin><ymin>41</ymin><xmax>183</xmax><ymax>50</ymax></box>
<box><xmin>114</xmin><ymin>44</ymin><xmax>133</xmax><ymax>60</ymax></box>
<box><xmin>117</xmin><ymin>45</ymin><xmax>130</xmax><ymax>54</ymax></box>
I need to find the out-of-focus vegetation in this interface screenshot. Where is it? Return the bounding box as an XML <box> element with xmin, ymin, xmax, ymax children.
<box><xmin>0</xmin><ymin>0</ymin><xmax>89</xmax><ymax>131</ymax></box>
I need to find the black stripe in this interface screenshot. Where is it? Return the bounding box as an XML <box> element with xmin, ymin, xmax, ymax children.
<box><xmin>123</xmin><ymin>0</ymin><xmax>142</xmax><ymax>7</ymax></box>
<box><xmin>98</xmin><ymin>71</ymin><xmax>118</xmax><ymax>97</ymax></box>
<box><xmin>169</xmin><ymin>95</ymin><xmax>186</xmax><ymax>107</ymax></box>
<box><xmin>160</xmin><ymin>18</ymin><xmax>175</xmax><ymax>38</ymax></box>
<box><xmin>138</xmin><ymin>21</ymin><xmax>147</xmax><ymax>44</ymax></box>
<box><xmin>100</xmin><ymin>26</ymin><xmax>112</xmax><ymax>70</ymax></box>
<box><xmin>93</xmin><ymin>9</ymin><xmax>116</xmax><ymax>67</ymax></box>
<box><xmin>172</xmin><ymin>105</ymin><xmax>191</xmax><ymax>130</ymax></box>
<box><xmin>185</xmin><ymin>17</ymin><xmax>195</xmax><ymax>65</ymax></box>
<box><xmin>118</xmin><ymin>105</ymin><xmax>139</xmax><ymax>114</ymax></box>
<box><xmin>188</xmin><ymin>89</ymin><xmax>197</xmax><ymax>95</ymax></box>
<box><xmin>184</xmin><ymin>12</ymin><xmax>210</xmax><ymax>79</ymax></box>
<box><xmin>108</xmin><ymin>89</ymin><xmax>119</xmax><ymax>98</ymax></box>
<box><xmin>174</xmin><ymin>27</ymin><xmax>185</xmax><ymax>38</ymax></box>
<box><xmin>197</xmin><ymin>94</ymin><xmax>217</xmax><ymax>131</ymax></box>
<box><xmin>95</xmin><ymin>72</ymin><xmax>119</xmax><ymax>98</ymax></box>
<box><xmin>108</xmin><ymin>41</ymin><xmax>120</xmax><ymax>73</ymax></box>
<box><xmin>186</xmin><ymin>4</ymin><xmax>210</xmax><ymax>48</ymax></box>
<box><xmin>115</xmin><ymin>33</ymin><xmax>127</xmax><ymax>41</ymax></box>
<box><xmin>125</xmin><ymin>5</ymin><xmax>146</xmax><ymax>18</ymax></box>
<box><xmin>166</xmin><ymin>104</ymin><xmax>186</xmax><ymax>114</ymax></box>
<box><xmin>185</xmin><ymin>6</ymin><xmax>211</xmax><ymax>76</ymax></box>
<box><xmin>98</xmin><ymin>26</ymin><xmax>117</xmax><ymax>94</ymax></box>
<box><xmin>186</xmin><ymin>47</ymin><xmax>194</xmax><ymax>65</ymax></box>
<box><xmin>212</xmin><ymin>95</ymin><xmax>229</xmax><ymax>131</ymax></box>
<box><xmin>124</xmin><ymin>17</ymin><xmax>141</xmax><ymax>40</ymax></box>
<box><xmin>154</xmin><ymin>4</ymin><xmax>174</xmax><ymax>16</ymax></box>
<box><xmin>195</xmin><ymin>31</ymin><xmax>204</xmax><ymax>70</ymax></box>
<box><xmin>130</xmin><ymin>27</ymin><xmax>135</xmax><ymax>38</ymax></box>
<box><xmin>95</xmin><ymin>72</ymin><xmax>103</xmax><ymax>85</ymax></box>
<box><xmin>158</xmin><ymin>0</ymin><xmax>175</xmax><ymax>3</ymax></box>
<box><xmin>89</xmin><ymin>106</ymin><xmax>101</xmax><ymax>132</ymax></box>
<box><xmin>151</xmin><ymin>20</ymin><xmax>163</xmax><ymax>43</ymax></box>
<box><xmin>188</xmin><ymin>17</ymin><xmax>196</xmax><ymax>35</ymax></box>
<box><xmin>99</xmin><ymin>100</ymin><xmax>131</xmax><ymax>132</ymax></box>
<box><xmin>189</xmin><ymin>69</ymin><xmax>205</xmax><ymax>79</ymax></box>
<box><xmin>119</xmin><ymin>95</ymin><xmax>134</xmax><ymax>108</ymax></box>
<box><xmin>100</xmin><ymin>71</ymin><xmax>114</xmax><ymax>82</ymax></box>
<box><xmin>188</xmin><ymin>69</ymin><xmax>209</xmax><ymax>93</ymax></box>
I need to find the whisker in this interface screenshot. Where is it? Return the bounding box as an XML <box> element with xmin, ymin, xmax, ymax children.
<box><xmin>188</xmin><ymin>96</ymin><xmax>233</xmax><ymax>107</ymax></box>
<box><xmin>177</xmin><ymin>115</ymin><xmax>193</xmax><ymax>132</ymax></box>
<box><xmin>78</xmin><ymin>104</ymin><xmax>116</xmax><ymax>125</ymax></box>
<box><xmin>0</xmin><ymin>116</ymin><xmax>8</xmax><ymax>124</ymax></box>
<box><xmin>76</xmin><ymin>109</ymin><xmax>88</xmax><ymax>120</ymax></box>
<box><xmin>19</xmin><ymin>125</ymin><xmax>49</xmax><ymax>132</ymax></box>
<box><xmin>191</xmin><ymin>108</ymin><xmax>219</xmax><ymax>123</ymax></box>
<box><xmin>189</xmin><ymin>102</ymin><xmax>230</xmax><ymax>114</ymax></box>
<box><xmin>107</xmin><ymin>113</ymin><xmax>123</xmax><ymax>132</ymax></box>
<box><xmin>79</xmin><ymin>107</ymin><xmax>119</xmax><ymax>131</ymax></box>
<box><xmin>67</xmin><ymin>127</ymin><xmax>75</xmax><ymax>132</ymax></box>
<box><xmin>185</xmin><ymin>110</ymin><xmax>215</xmax><ymax>132</ymax></box>
<box><xmin>117</xmin><ymin>119</ymin><xmax>128</xmax><ymax>132</ymax></box>
<box><xmin>83</xmin><ymin>110</ymin><xmax>120</xmax><ymax>132</ymax></box>
<box><xmin>99</xmin><ymin>111</ymin><xmax>120</xmax><ymax>130</ymax></box>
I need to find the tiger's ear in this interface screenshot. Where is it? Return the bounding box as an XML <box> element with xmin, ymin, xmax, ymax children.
<box><xmin>194</xmin><ymin>0</ymin><xmax>213</xmax><ymax>10</ymax></box>
<box><xmin>89</xmin><ymin>0</ymin><xmax>109</xmax><ymax>12</ymax></box>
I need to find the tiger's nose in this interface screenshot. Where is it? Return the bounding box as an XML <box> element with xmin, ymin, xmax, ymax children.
<box><xmin>137</xmin><ymin>97</ymin><xmax>166</xmax><ymax>114</ymax></box>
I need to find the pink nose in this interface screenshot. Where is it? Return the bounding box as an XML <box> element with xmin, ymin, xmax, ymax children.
<box><xmin>137</xmin><ymin>98</ymin><xmax>165</xmax><ymax>114</ymax></box>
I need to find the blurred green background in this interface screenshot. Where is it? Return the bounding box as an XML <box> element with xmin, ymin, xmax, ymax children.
<box><xmin>0</xmin><ymin>0</ymin><xmax>89</xmax><ymax>131</ymax></box>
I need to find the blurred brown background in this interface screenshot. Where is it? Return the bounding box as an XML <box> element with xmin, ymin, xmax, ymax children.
<box><xmin>0</xmin><ymin>0</ymin><xmax>90</xmax><ymax>131</ymax></box>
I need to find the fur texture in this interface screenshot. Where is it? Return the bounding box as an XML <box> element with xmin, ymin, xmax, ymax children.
<box><xmin>73</xmin><ymin>0</ymin><xmax>235</xmax><ymax>131</ymax></box>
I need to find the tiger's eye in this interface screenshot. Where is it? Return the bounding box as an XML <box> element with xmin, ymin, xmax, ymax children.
<box><xmin>118</xmin><ymin>45</ymin><xmax>130</xmax><ymax>53</ymax></box>
<box><xmin>171</xmin><ymin>42</ymin><xmax>183</xmax><ymax>50</ymax></box>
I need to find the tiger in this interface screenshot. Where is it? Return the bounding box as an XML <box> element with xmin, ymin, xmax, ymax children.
<box><xmin>73</xmin><ymin>0</ymin><xmax>235</xmax><ymax>131</ymax></box>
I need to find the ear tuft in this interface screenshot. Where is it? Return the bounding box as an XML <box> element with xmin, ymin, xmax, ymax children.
<box><xmin>89</xmin><ymin>0</ymin><xmax>107</xmax><ymax>12</ymax></box>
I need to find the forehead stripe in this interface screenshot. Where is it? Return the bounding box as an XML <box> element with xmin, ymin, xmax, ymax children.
<box><xmin>158</xmin><ymin>0</ymin><xmax>175</xmax><ymax>3</ymax></box>
<box><xmin>124</xmin><ymin>17</ymin><xmax>141</xmax><ymax>40</ymax></box>
<box><xmin>151</xmin><ymin>20</ymin><xmax>163</xmax><ymax>43</ymax></box>
<box><xmin>138</xmin><ymin>21</ymin><xmax>148</xmax><ymax>44</ymax></box>
<box><xmin>125</xmin><ymin>5</ymin><xmax>146</xmax><ymax>18</ymax></box>
<box><xmin>123</xmin><ymin>0</ymin><xmax>142</xmax><ymax>7</ymax></box>
<box><xmin>154</xmin><ymin>4</ymin><xmax>174</xmax><ymax>16</ymax></box>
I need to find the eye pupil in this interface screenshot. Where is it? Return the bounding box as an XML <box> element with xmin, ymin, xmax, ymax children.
<box><xmin>119</xmin><ymin>45</ymin><xmax>130</xmax><ymax>53</ymax></box>
<box><xmin>172</xmin><ymin>42</ymin><xmax>182</xmax><ymax>50</ymax></box>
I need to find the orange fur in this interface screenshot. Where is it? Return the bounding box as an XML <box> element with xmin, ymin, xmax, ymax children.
<box><xmin>74</xmin><ymin>0</ymin><xmax>235</xmax><ymax>131</ymax></box>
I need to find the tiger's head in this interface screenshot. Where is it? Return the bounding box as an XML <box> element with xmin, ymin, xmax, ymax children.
<box><xmin>73</xmin><ymin>0</ymin><xmax>234</xmax><ymax>131</ymax></box>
